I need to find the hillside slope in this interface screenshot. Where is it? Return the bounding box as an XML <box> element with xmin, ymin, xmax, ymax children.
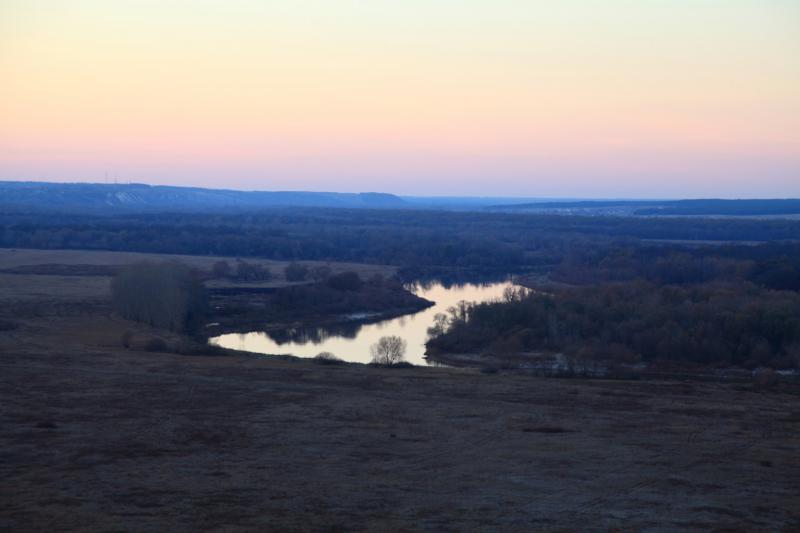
<box><xmin>0</xmin><ymin>181</ymin><xmax>406</xmax><ymax>212</ymax></box>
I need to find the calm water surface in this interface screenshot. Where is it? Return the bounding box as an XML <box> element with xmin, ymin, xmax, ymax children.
<box><xmin>209</xmin><ymin>281</ymin><xmax>514</xmax><ymax>365</ymax></box>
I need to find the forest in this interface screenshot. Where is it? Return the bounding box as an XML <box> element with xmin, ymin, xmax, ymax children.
<box><xmin>426</xmin><ymin>283</ymin><xmax>800</xmax><ymax>370</ymax></box>
<box><xmin>1</xmin><ymin>208</ymin><xmax>799</xmax><ymax>278</ymax></box>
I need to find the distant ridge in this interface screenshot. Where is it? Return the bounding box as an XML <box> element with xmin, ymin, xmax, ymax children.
<box><xmin>0</xmin><ymin>181</ymin><xmax>407</xmax><ymax>212</ymax></box>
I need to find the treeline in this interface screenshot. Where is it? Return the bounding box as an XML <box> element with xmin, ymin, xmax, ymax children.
<box><xmin>426</xmin><ymin>283</ymin><xmax>800</xmax><ymax>370</ymax></box>
<box><xmin>111</xmin><ymin>262</ymin><xmax>208</xmax><ymax>332</ymax></box>
<box><xmin>552</xmin><ymin>243</ymin><xmax>800</xmax><ymax>291</ymax></box>
<box><xmin>1</xmin><ymin>209</ymin><xmax>799</xmax><ymax>278</ymax></box>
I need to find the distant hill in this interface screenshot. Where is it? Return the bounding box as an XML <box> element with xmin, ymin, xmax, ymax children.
<box><xmin>400</xmin><ymin>196</ymin><xmax>581</xmax><ymax>209</ymax></box>
<box><xmin>491</xmin><ymin>199</ymin><xmax>800</xmax><ymax>217</ymax></box>
<box><xmin>0</xmin><ymin>181</ymin><xmax>407</xmax><ymax>212</ymax></box>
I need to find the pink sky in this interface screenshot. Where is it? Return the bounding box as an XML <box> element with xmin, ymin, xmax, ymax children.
<box><xmin>1</xmin><ymin>1</ymin><xmax>798</xmax><ymax>197</ymax></box>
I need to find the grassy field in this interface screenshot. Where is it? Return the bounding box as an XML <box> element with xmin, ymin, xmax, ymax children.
<box><xmin>1</xmin><ymin>248</ymin><xmax>799</xmax><ymax>530</ymax></box>
<box><xmin>0</xmin><ymin>248</ymin><xmax>395</xmax><ymax>288</ymax></box>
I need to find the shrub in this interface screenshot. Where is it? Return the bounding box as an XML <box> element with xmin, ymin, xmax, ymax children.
<box><xmin>313</xmin><ymin>352</ymin><xmax>345</xmax><ymax>365</ymax></box>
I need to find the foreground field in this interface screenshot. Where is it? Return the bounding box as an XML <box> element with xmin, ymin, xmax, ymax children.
<box><xmin>1</xmin><ymin>248</ymin><xmax>799</xmax><ymax>530</ymax></box>
<box><xmin>2</xmin><ymin>327</ymin><xmax>800</xmax><ymax>531</ymax></box>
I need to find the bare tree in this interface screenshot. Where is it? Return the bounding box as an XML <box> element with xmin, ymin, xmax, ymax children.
<box><xmin>427</xmin><ymin>312</ymin><xmax>449</xmax><ymax>337</ymax></box>
<box><xmin>370</xmin><ymin>335</ymin><xmax>407</xmax><ymax>365</ymax></box>
<box><xmin>502</xmin><ymin>286</ymin><xmax>527</xmax><ymax>303</ymax></box>
<box><xmin>447</xmin><ymin>300</ymin><xmax>472</xmax><ymax>325</ymax></box>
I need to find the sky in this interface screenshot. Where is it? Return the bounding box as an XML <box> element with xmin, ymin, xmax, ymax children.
<box><xmin>1</xmin><ymin>0</ymin><xmax>798</xmax><ymax>198</ymax></box>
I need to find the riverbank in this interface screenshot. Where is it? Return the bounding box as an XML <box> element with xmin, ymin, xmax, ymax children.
<box><xmin>204</xmin><ymin>281</ymin><xmax>433</xmax><ymax>338</ymax></box>
<box><xmin>211</xmin><ymin>281</ymin><xmax>517</xmax><ymax>365</ymax></box>
<box><xmin>424</xmin><ymin>350</ymin><xmax>560</xmax><ymax>370</ymax></box>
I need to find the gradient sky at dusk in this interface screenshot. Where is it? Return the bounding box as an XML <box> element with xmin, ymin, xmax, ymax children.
<box><xmin>1</xmin><ymin>1</ymin><xmax>798</xmax><ymax>197</ymax></box>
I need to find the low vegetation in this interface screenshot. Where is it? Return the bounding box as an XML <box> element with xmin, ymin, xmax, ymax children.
<box><xmin>313</xmin><ymin>351</ymin><xmax>345</xmax><ymax>365</ymax></box>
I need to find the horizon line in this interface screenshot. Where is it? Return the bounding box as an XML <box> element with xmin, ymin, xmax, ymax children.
<box><xmin>3</xmin><ymin>179</ymin><xmax>799</xmax><ymax>202</ymax></box>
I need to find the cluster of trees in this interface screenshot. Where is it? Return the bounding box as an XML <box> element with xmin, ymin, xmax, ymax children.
<box><xmin>427</xmin><ymin>283</ymin><xmax>800</xmax><ymax>370</ymax></box>
<box><xmin>111</xmin><ymin>262</ymin><xmax>208</xmax><ymax>332</ymax></box>
<box><xmin>210</xmin><ymin>259</ymin><xmax>336</xmax><ymax>283</ymax></box>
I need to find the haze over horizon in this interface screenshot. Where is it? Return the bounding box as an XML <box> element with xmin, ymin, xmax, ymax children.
<box><xmin>2</xmin><ymin>1</ymin><xmax>799</xmax><ymax>198</ymax></box>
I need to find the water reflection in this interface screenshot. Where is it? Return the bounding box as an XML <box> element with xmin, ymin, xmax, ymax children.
<box><xmin>268</xmin><ymin>323</ymin><xmax>363</xmax><ymax>344</ymax></box>
<box><xmin>209</xmin><ymin>280</ymin><xmax>515</xmax><ymax>365</ymax></box>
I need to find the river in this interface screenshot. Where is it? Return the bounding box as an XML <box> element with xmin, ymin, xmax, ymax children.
<box><xmin>208</xmin><ymin>280</ymin><xmax>514</xmax><ymax>365</ymax></box>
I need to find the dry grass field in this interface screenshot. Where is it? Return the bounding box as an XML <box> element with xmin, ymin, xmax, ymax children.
<box><xmin>0</xmin><ymin>248</ymin><xmax>395</xmax><ymax>288</ymax></box>
<box><xmin>1</xmin><ymin>248</ymin><xmax>799</xmax><ymax>531</ymax></box>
